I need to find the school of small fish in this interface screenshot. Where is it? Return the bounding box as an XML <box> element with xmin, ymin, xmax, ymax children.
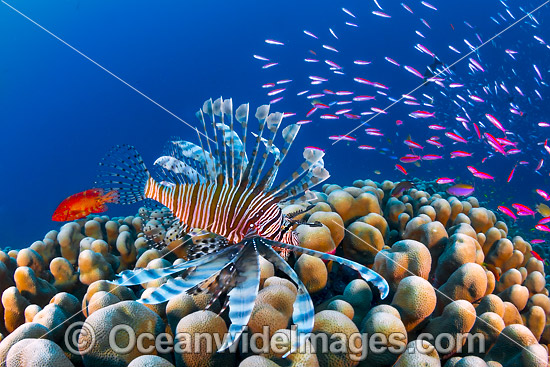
<box><xmin>252</xmin><ymin>0</ymin><xmax>550</xmax><ymax>242</ymax></box>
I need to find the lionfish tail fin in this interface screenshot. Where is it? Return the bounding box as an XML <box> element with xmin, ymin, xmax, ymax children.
<box><xmin>270</xmin><ymin>240</ymin><xmax>390</xmax><ymax>299</ymax></box>
<box><xmin>256</xmin><ymin>238</ymin><xmax>314</xmax><ymax>356</ymax></box>
<box><xmin>96</xmin><ymin>144</ymin><xmax>151</xmax><ymax>205</ymax></box>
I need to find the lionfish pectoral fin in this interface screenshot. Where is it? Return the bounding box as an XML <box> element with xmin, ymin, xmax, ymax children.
<box><xmin>270</xmin><ymin>240</ymin><xmax>390</xmax><ymax>300</ymax></box>
<box><xmin>218</xmin><ymin>240</ymin><xmax>261</xmax><ymax>352</ymax></box>
<box><xmin>257</xmin><ymin>238</ymin><xmax>314</xmax><ymax>357</ymax></box>
<box><xmin>138</xmin><ymin>245</ymin><xmax>243</xmax><ymax>304</ymax></box>
<box><xmin>112</xmin><ymin>245</ymin><xmax>240</xmax><ymax>287</ymax></box>
<box><xmin>187</xmin><ymin>231</ymin><xmax>230</xmax><ymax>260</ymax></box>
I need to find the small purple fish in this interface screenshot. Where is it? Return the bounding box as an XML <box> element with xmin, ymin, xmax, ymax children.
<box><xmin>446</xmin><ymin>184</ymin><xmax>475</xmax><ymax>197</ymax></box>
<box><xmin>390</xmin><ymin>180</ymin><xmax>415</xmax><ymax>197</ymax></box>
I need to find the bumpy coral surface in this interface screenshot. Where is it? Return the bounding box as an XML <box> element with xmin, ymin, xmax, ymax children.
<box><xmin>0</xmin><ymin>178</ymin><xmax>549</xmax><ymax>367</ymax></box>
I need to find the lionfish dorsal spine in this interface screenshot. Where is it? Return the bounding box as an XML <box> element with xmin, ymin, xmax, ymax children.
<box><xmin>193</xmin><ymin>127</ymin><xmax>211</xmax><ymax>182</ymax></box>
<box><xmin>212</xmin><ymin>97</ymin><xmax>230</xmax><ymax>183</ymax></box>
<box><xmin>243</xmin><ymin>104</ymin><xmax>269</xmax><ymax>190</ymax></box>
<box><xmin>249</xmin><ymin>112</ymin><xmax>283</xmax><ymax>188</ymax></box>
<box><xmin>259</xmin><ymin>123</ymin><xmax>301</xmax><ymax>192</ymax></box>
<box><xmin>222</xmin><ymin>98</ymin><xmax>237</xmax><ymax>184</ymax></box>
<box><xmin>270</xmin><ymin>147</ymin><xmax>329</xmax><ymax>200</ymax></box>
<box><xmin>235</xmin><ymin>103</ymin><xmax>249</xmax><ymax>186</ymax></box>
<box><xmin>202</xmin><ymin>99</ymin><xmax>223</xmax><ymax>178</ymax></box>
<box><xmin>196</xmin><ymin>107</ymin><xmax>217</xmax><ymax>180</ymax></box>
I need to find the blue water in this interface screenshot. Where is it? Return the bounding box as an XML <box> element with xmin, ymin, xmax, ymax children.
<box><xmin>1</xmin><ymin>0</ymin><xmax>549</xmax><ymax>249</ymax></box>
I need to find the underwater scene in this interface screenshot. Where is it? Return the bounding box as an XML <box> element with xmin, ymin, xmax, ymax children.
<box><xmin>1</xmin><ymin>0</ymin><xmax>550</xmax><ymax>366</ymax></box>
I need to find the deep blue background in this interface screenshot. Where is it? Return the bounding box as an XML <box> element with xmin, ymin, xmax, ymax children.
<box><xmin>1</xmin><ymin>0</ymin><xmax>549</xmax><ymax>248</ymax></box>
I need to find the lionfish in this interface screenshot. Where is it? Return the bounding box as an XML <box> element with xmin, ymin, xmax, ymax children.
<box><xmin>98</xmin><ymin>97</ymin><xmax>389</xmax><ymax>355</ymax></box>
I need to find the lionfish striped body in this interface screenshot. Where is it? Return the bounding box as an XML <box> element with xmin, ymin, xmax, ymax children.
<box><xmin>98</xmin><ymin>97</ymin><xmax>389</xmax><ymax>355</ymax></box>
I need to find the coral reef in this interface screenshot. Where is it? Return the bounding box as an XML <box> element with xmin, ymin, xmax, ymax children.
<box><xmin>0</xmin><ymin>178</ymin><xmax>548</xmax><ymax>367</ymax></box>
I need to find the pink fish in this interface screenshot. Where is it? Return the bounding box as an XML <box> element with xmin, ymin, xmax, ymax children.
<box><xmin>321</xmin><ymin>114</ymin><xmax>339</xmax><ymax>120</ymax></box>
<box><xmin>404</xmin><ymin>140</ymin><xmax>423</xmax><ymax>149</ymax></box>
<box><xmin>436</xmin><ymin>177</ymin><xmax>455</xmax><ymax>184</ymax></box>
<box><xmin>344</xmin><ymin>113</ymin><xmax>360</xmax><ymax>119</ymax></box>
<box><xmin>306</xmin><ymin>108</ymin><xmax>317</xmax><ymax>118</ymax></box>
<box><xmin>417</xmin><ymin>44</ymin><xmax>435</xmax><ymax>57</ymax></box>
<box><xmin>395</xmin><ymin>164</ymin><xmax>408</xmax><ymax>175</ymax></box>
<box><xmin>373</xmin><ymin>10</ymin><xmax>391</xmax><ymax>18</ymax></box>
<box><xmin>371</xmin><ymin>107</ymin><xmax>388</xmax><ymax>114</ymax></box>
<box><xmin>354</xmin><ymin>77</ymin><xmax>374</xmax><ymax>85</ymax></box>
<box><xmin>422</xmin><ymin>154</ymin><xmax>443</xmax><ymax>160</ymax></box>
<box><xmin>385</xmin><ymin>57</ymin><xmax>401</xmax><ymax>66</ymax></box>
<box><xmin>400</xmin><ymin>154</ymin><xmax>421</xmax><ymax>163</ymax></box>
<box><xmin>335</xmin><ymin>109</ymin><xmax>352</xmax><ymax>115</ymax></box>
<box><xmin>428</xmin><ymin>125</ymin><xmax>446</xmax><ymax>130</ymax></box>
<box><xmin>536</xmin><ymin>189</ymin><xmax>549</xmax><ymax>200</ymax></box>
<box><xmin>507</xmin><ymin>166</ymin><xmax>516</xmax><ymax>183</ymax></box>
<box><xmin>538</xmin><ymin>217</ymin><xmax>550</xmax><ymax>224</ymax></box>
<box><xmin>358</xmin><ymin>145</ymin><xmax>375</xmax><ymax>150</ymax></box>
<box><xmin>445</xmin><ymin>132</ymin><xmax>467</xmax><ymax>143</ymax></box>
<box><xmin>535</xmin><ymin>224</ymin><xmax>550</xmax><ymax>232</ymax></box>
<box><xmin>267</xmin><ymin>88</ymin><xmax>286</xmax><ymax>96</ymax></box>
<box><xmin>450</xmin><ymin>151</ymin><xmax>472</xmax><ymax>158</ymax></box>
<box><xmin>303</xmin><ymin>30</ymin><xmax>318</xmax><ymax>39</ymax></box>
<box><xmin>262</xmin><ymin>62</ymin><xmax>279</xmax><ymax>69</ymax></box>
<box><xmin>473</xmin><ymin>171</ymin><xmax>494</xmax><ymax>180</ymax></box>
<box><xmin>485</xmin><ymin>114</ymin><xmax>506</xmax><ymax>132</ymax></box>
<box><xmin>265</xmin><ymin>39</ymin><xmax>285</xmax><ymax>46</ymax></box>
<box><xmin>469</xmin><ymin>58</ymin><xmax>485</xmax><ymax>72</ymax></box>
<box><xmin>329</xmin><ymin>135</ymin><xmax>356</xmax><ymax>141</ymax></box>
<box><xmin>410</xmin><ymin>110</ymin><xmax>435</xmax><ymax>119</ymax></box>
<box><xmin>426</xmin><ymin>139</ymin><xmax>443</xmax><ymax>148</ymax></box>
<box><xmin>498</xmin><ymin>206</ymin><xmax>517</xmax><ymax>221</ymax></box>
<box><xmin>342</xmin><ymin>8</ymin><xmax>356</xmax><ymax>18</ymax></box>
<box><xmin>322</xmin><ymin>45</ymin><xmax>339</xmax><ymax>52</ymax></box>
<box><xmin>404</xmin><ymin>65</ymin><xmax>424</xmax><ymax>78</ymax></box>
<box><xmin>421</xmin><ymin>1</ymin><xmax>437</xmax><ymax>11</ymax></box>
<box><xmin>469</xmin><ymin>95</ymin><xmax>485</xmax><ymax>103</ymax></box>
<box><xmin>467</xmin><ymin>166</ymin><xmax>478</xmax><ymax>174</ymax></box>
<box><xmin>473</xmin><ymin>123</ymin><xmax>481</xmax><ymax>139</ymax></box>
<box><xmin>536</xmin><ymin>159</ymin><xmax>544</xmax><ymax>171</ymax></box>
<box><xmin>512</xmin><ymin>203</ymin><xmax>535</xmax><ymax>216</ymax></box>
<box><xmin>484</xmin><ymin>133</ymin><xmax>506</xmax><ymax>155</ymax></box>
<box><xmin>354</xmin><ymin>95</ymin><xmax>375</xmax><ymax>101</ymax></box>
<box><xmin>326</xmin><ymin>60</ymin><xmax>343</xmax><ymax>69</ymax></box>
<box><xmin>254</xmin><ymin>55</ymin><xmax>270</xmax><ymax>61</ymax></box>
<box><xmin>401</xmin><ymin>3</ymin><xmax>413</xmax><ymax>13</ymax></box>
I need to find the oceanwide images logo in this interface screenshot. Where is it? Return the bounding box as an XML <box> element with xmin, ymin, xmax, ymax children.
<box><xmin>68</xmin><ymin>322</ymin><xmax>486</xmax><ymax>361</ymax></box>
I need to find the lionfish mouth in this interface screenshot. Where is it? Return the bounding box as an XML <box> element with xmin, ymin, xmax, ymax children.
<box><xmin>97</xmin><ymin>97</ymin><xmax>389</xmax><ymax>355</ymax></box>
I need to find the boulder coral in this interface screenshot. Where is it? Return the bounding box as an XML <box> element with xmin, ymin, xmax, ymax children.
<box><xmin>79</xmin><ymin>301</ymin><xmax>167</xmax><ymax>367</ymax></box>
<box><xmin>0</xmin><ymin>177</ymin><xmax>547</xmax><ymax>367</ymax></box>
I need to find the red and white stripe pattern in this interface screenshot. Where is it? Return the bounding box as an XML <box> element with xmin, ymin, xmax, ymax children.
<box><xmin>144</xmin><ymin>175</ymin><xmax>284</xmax><ymax>244</ymax></box>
